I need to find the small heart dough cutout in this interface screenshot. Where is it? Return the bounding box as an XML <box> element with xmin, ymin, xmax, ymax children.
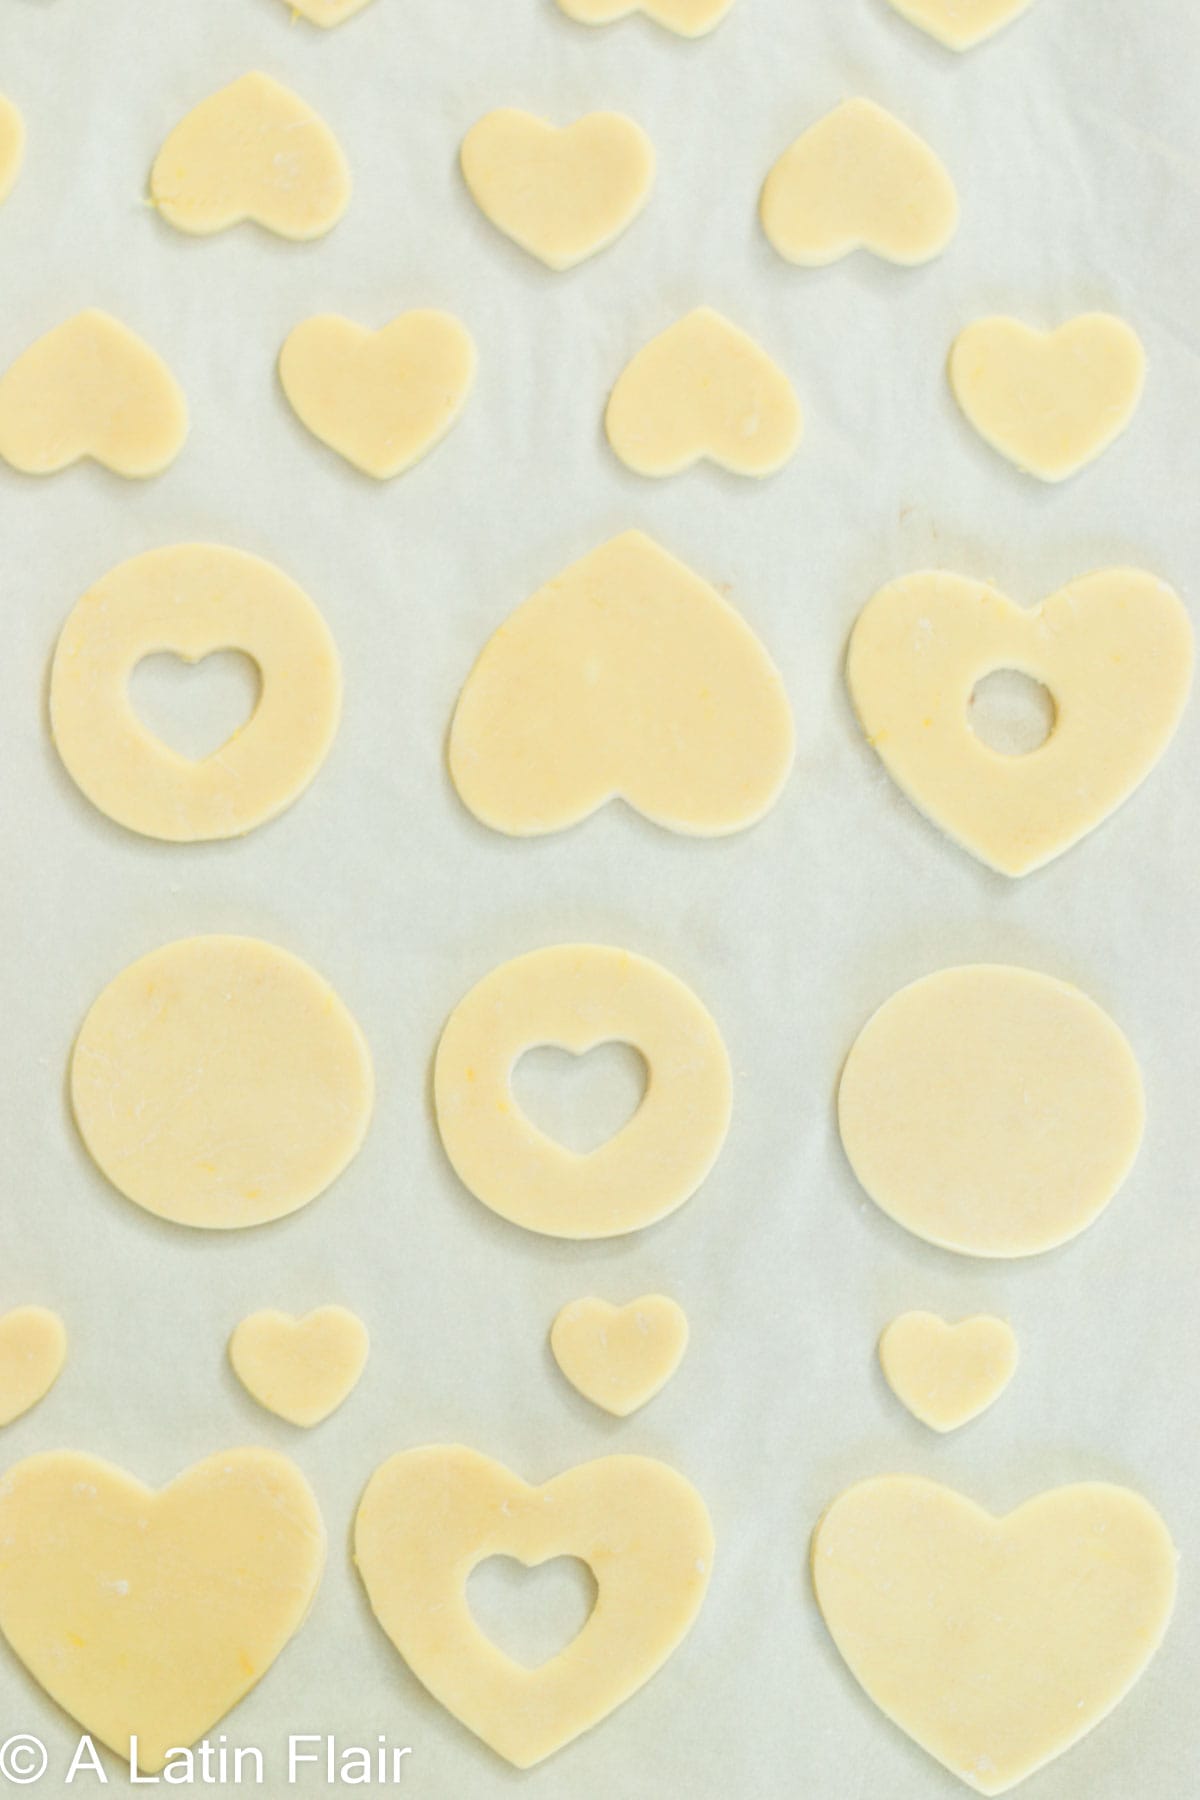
<box><xmin>606</xmin><ymin>308</ymin><xmax>801</xmax><ymax>477</ymax></box>
<box><xmin>949</xmin><ymin>315</ymin><xmax>1145</xmax><ymax>481</ymax></box>
<box><xmin>0</xmin><ymin>97</ymin><xmax>25</xmax><ymax>206</ymax></box>
<box><xmin>150</xmin><ymin>73</ymin><xmax>350</xmax><ymax>240</ymax></box>
<box><xmin>461</xmin><ymin>109</ymin><xmax>654</xmax><ymax>270</ymax></box>
<box><xmin>0</xmin><ymin>1449</ymin><xmax>325</xmax><ymax>1772</ymax></box>
<box><xmin>847</xmin><ymin>567</ymin><xmax>1192</xmax><ymax>874</ymax></box>
<box><xmin>0</xmin><ymin>1309</ymin><xmax>66</xmax><ymax>1427</ymax></box>
<box><xmin>450</xmin><ymin>531</ymin><xmax>794</xmax><ymax>837</ymax></box>
<box><xmin>879</xmin><ymin>1313</ymin><xmax>1017</xmax><ymax>1431</ymax></box>
<box><xmin>279</xmin><ymin>311</ymin><xmax>476</xmax><ymax>478</ymax></box>
<box><xmin>0</xmin><ymin>311</ymin><xmax>187</xmax><ymax>477</ymax></box>
<box><xmin>230</xmin><ymin>1307</ymin><xmax>369</xmax><ymax>1426</ymax></box>
<box><xmin>761</xmin><ymin>99</ymin><xmax>957</xmax><ymax>267</ymax></box>
<box><xmin>552</xmin><ymin>1297</ymin><xmax>688</xmax><ymax>1416</ymax></box>
<box><xmin>813</xmin><ymin>1476</ymin><xmax>1176</xmax><ymax>1793</ymax></box>
<box><xmin>555</xmin><ymin>0</ymin><xmax>734</xmax><ymax>36</ymax></box>
<box><xmin>884</xmin><ymin>0</ymin><xmax>1036</xmax><ymax>50</ymax></box>
<box><xmin>355</xmin><ymin>1446</ymin><xmax>713</xmax><ymax>1766</ymax></box>
<box><xmin>283</xmin><ymin>0</ymin><xmax>376</xmax><ymax>24</ymax></box>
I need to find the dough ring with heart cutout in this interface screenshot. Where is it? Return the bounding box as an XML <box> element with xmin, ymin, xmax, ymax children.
<box><xmin>434</xmin><ymin>945</ymin><xmax>731</xmax><ymax>1238</ymax></box>
<box><xmin>50</xmin><ymin>545</ymin><xmax>341</xmax><ymax>843</ymax></box>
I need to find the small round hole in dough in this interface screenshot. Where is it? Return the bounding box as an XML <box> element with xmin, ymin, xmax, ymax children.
<box><xmin>967</xmin><ymin>669</ymin><xmax>1056</xmax><ymax>757</ymax></box>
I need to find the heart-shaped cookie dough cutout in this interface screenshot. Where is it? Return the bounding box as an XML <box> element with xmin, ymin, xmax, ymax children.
<box><xmin>0</xmin><ymin>1449</ymin><xmax>324</xmax><ymax>1771</ymax></box>
<box><xmin>879</xmin><ymin>1313</ymin><xmax>1016</xmax><ymax>1430</ymax></box>
<box><xmin>130</xmin><ymin>649</ymin><xmax>260</xmax><ymax>763</ymax></box>
<box><xmin>0</xmin><ymin>96</ymin><xmax>25</xmax><ymax>207</ymax></box>
<box><xmin>552</xmin><ymin>1296</ymin><xmax>688</xmax><ymax>1416</ymax></box>
<box><xmin>450</xmin><ymin>531</ymin><xmax>794</xmax><ymax>836</ymax></box>
<box><xmin>949</xmin><ymin>315</ymin><xmax>1145</xmax><ymax>481</ymax></box>
<box><xmin>606</xmin><ymin>308</ymin><xmax>801</xmax><ymax>477</ymax></box>
<box><xmin>884</xmin><ymin>0</ymin><xmax>1035</xmax><ymax>50</ymax></box>
<box><xmin>356</xmin><ymin>1446</ymin><xmax>712</xmax><ymax>1766</ymax></box>
<box><xmin>283</xmin><ymin>0</ymin><xmax>376</xmax><ymax>25</ymax></box>
<box><xmin>555</xmin><ymin>0</ymin><xmax>734</xmax><ymax>36</ymax></box>
<box><xmin>813</xmin><ymin>1476</ymin><xmax>1176</xmax><ymax>1793</ymax></box>
<box><xmin>761</xmin><ymin>98</ymin><xmax>957</xmax><ymax>267</ymax></box>
<box><xmin>0</xmin><ymin>311</ymin><xmax>187</xmax><ymax>478</ymax></box>
<box><xmin>0</xmin><ymin>1308</ymin><xmax>66</xmax><ymax>1427</ymax></box>
<box><xmin>279</xmin><ymin>311</ymin><xmax>475</xmax><ymax>478</ymax></box>
<box><xmin>150</xmin><ymin>73</ymin><xmax>350</xmax><ymax>240</ymax></box>
<box><xmin>847</xmin><ymin>568</ymin><xmax>1192</xmax><ymax>874</ymax></box>
<box><xmin>461</xmin><ymin>109</ymin><xmax>654</xmax><ymax>270</ymax></box>
<box><xmin>230</xmin><ymin>1306</ymin><xmax>369</xmax><ymax>1427</ymax></box>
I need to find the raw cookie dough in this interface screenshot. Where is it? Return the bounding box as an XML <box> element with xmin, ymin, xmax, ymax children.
<box><xmin>878</xmin><ymin>1313</ymin><xmax>1017</xmax><ymax>1431</ymax></box>
<box><xmin>0</xmin><ymin>97</ymin><xmax>24</xmax><ymax>206</ymax></box>
<box><xmin>0</xmin><ymin>311</ymin><xmax>187</xmax><ymax>477</ymax></box>
<box><xmin>460</xmin><ymin>109</ymin><xmax>654</xmax><ymax>270</ymax></box>
<box><xmin>150</xmin><ymin>73</ymin><xmax>350</xmax><ymax>240</ymax></box>
<box><xmin>885</xmin><ymin>0</ymin><xmax>1035</xmax><ymax>50</ymax></box>
<box><xmin>761</xmin><ymin>99</ymin><xmax>957</xmax><ymax>267</ymax></box>
<box><xmin>551</xmin><ymin>1296</ymin><xmax>688</xmax><ymax>1416</ymax></box>
<box><xmin>0</xmin><ymin>1449</ymin><xmax>325</xmax><ymax>1773</ymax></box>
<box><xmin>50</xmin><ymin>544</ymin><xmax>341</xmax><ymax>842</ymax></box>
<box><xmin>555</xmin><ymin>0</ymin><xmax>734</xmax><ymax>35</ymax></box>
<box><xmin>449</xmin><ymin>531</ymin><xmax>794</xmax><ymax>837</ymax></box>
<box><xmin>847</xmin><ymin>567</ymin><xmax>1192</xmax><ymax>874</ymax></box>
<box><xmin>72</xmin><ymin>936</ymin><xmax>373</xmax><ymax>1230</ymax></box>
<box><xmin>812</xmin><ymin>1476</ymin><xmax>1176</xmax><ymax>1794</ymax></box>
<box><xmin>283</xmin><ymin>0</ymin><xmax>376</xmax><ymax>23</ymax></box>
<box><xmin>229</xmin><ymin>1307</ymin><xmax>369</xmax><ymax>1427</ymax></box>
<box><xmin>279</xmin><ymin>311</ymin><xmax>476</xmax><ymax>478</ymax></box>
<box><xmin>435</xmin><ymin>945</ymin><xmax>732</xmax><ymax>1238</ymax></box>
<box><xmin>355</xmin><ymin>1446</ymin><xmax>713</xmax><ymax>1767</ymax></box>
<box><xmin>949</xmin><ymin>315</ymin><xmax>1145</xmax><ymax>481</ymax></box>
<box><xmin>0</xmin><ymin>1309</ymin><xmax>66</xmax><ymax>1428</ymax></box>
<box><xmin>838</xmin><ymin>965</ymin><xmax>1144</xmax><ymax>1257</ymax></box>
<box><xmin>606</xmin><ymin>308</ymin><xmax>801</xmax><ymax>478</ymax></box>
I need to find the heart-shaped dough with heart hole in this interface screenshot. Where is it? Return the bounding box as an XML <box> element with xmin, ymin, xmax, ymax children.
<box><xmin>761</xmin><ymin>99</ymin><xmax>957</xmax><ymax>267</ymax></box>
<box><xmin>450</xmin><ymin>531</ymin><xmax>793</xmax><ymax>837</ymax></box>
<box><xmin>879</xmin><ymin>1313</ymin><xmax>1016</xmax><ymax>1431</ymax></box>
<box><xmin>283</xmin><ymin>0</ymin><xmax>376</xmax><ymax>24</ymax></box>
<box><xmin>0</xmin><ymin>1308</ymin><xmax>66</xmax><ymax>1427</ymax></box>
<box><xmin>461</xmin><ymin>109</ymin><xmax>654</xmax><ymax>270</ymax></box>
<box><xmin>813</xmin><ymin>1476</ymin><xmax>1176</xmax><ymax>1794</ymax></box>
<box><xmin>556</xmin><ymin>0</ymin><xmax>734</xmax><ymax>35</ymax></box>
<box><xmin>0</xmin><ymin>97</ymin><xmax>24</xmax><ymax>207</ymax></box>
<box><xmin>0</xmin><ymin>1448</ymin><xmax>324</xmax><ymax>1771</ymax></box>
<box><xmin>552</xmin><ymin>1296</ymin><xmax>688</xmax><ymax>1416</ymax></box>
<box><xmin>230</xmin><ymin>1306</ymin><xmax>369</xmax><ymax>1427</ymax></box>
<box><xmin>885</xmin><ymin>0</ymin><xmax>1035</xmax><ymax>50</ymax></box>
<box><xmin>356</xmin><ymin>1445</ymin><xmax>713</xmax><ymax>1767</ymax></box>
<box><xmin>847</xmin><ymin>568</ymin><xmax>1192</xmax><ymax>875</ymax></box>
<box><xmin>150</xmin><ymin>73</ymin><xmax>350</xmax><ymax>240</ymax></box>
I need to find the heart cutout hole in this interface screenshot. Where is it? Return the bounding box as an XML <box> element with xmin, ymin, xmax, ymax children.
<box><xmin>512</xmin><ymin>1043</ymin><xmax>648</xmax><ymax>1155</ymax></box>
<box><xmin>467</xmin><ymin>1555</ymin><xmax>597</xmax><ymax>1669</ymax></box>
<box><xmin>130</xmin><ymin>650</ymin><xmax>261</xmax><ymax>762</ymax></box>
<box><xmin>968</xmin><ymin>669</ymin><xmax>1056</xmax><ymax>757</ymax></box>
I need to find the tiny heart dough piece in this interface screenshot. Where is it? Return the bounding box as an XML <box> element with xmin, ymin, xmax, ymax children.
<box><xmin>761</xmin><ymin>99</ymin><xmax>957</xmax><ymax>267</ymax></box>
<box><xmin>885</xmin><ymin>0</ymin><xmax>1035</xmax><ymax>50</ymax></box>
<box><xmin>230</xmin><ymin>1307</ymin><xmax>369</xmax><ymax>1427</ymax></box>
<box><xmin>879</xmin><ymin>1313</ymin><xmax>1017</xmax><ymax>1431</ymax></box>
<box><xmin>283</xmin><ymin>0</ymin><xmax>376</xmax><ymax>24</ymax></box>
<box><xmin>555</xmin><ymin>0</ymin><xmax>734</xmax><ymax>36</ymax></box>
<box><xmin>552</xmin><ymin>1297</ymin><xmax>688</xmax><ymax>1416</ymax></box>
<box><xmin>0</xmin><ymin>96</ymin><xmax>25</xmax><ymax>206</ymax></box>
<box><xmin>0</xmin><ymin>1449</ymin><xmax>324</xmax><ymax>1772</ymax></box>
<box><xmin>356</xmin><ymin>1446</ymin><xmax>713</xmax><ymax>1766</ymax></box>
<box><xmin>606</xmin><ymin>307</ymin><xmax>801</xmax><ymax>478</ymax></box>
<box><xmin>151</xmin><ymin>73</ymin><xmax>350</xmax><ymax>240</ymax></box>
<box><xmin>0</xmin><ymin>311</ymin><xmax>187</xmax><ymax>477</ymax></box>
<box><xmin>813</xmin><ymin>1476</ymin><xmax>1176</xmax><ymax>1793</ymax></box>
<box><xmin>461</xmin><ymin>110</ymin><xmax>654</xmax><ymax>271</ymax></box>
<box><xmin>950</xmin><ymin>315</ymin><xmax>1145</xmax><ymax>481</ymax></box>
<box><xmin>0</xmin><ymin>1309</ymin><xmax>66</xmax><ymax>1428</ymax></box>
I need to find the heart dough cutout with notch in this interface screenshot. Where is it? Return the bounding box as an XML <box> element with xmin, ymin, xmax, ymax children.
<box><xmin>282</xmin><ymin>0</ymin><xmax>376</xmax><ymax>24</ymax></box>
<box><xmin>813</xmin><ymin>1475</ymin><xmax>1176</xmax><ymax>1793</ymax></box>
<box><xmin>450</xmin><ymin>531</ymin><xmax>794</xmax><ymax>837</ymax></box>
<box><xmin>150</xmin><ymin>73</ymin><xmax>350</xmax><ymax>240</ymax></box>
<box><xmin>761</xmin><ymin>98</ymin><xmax>958</xmax><ymax>266</ymax></box>
<box><xmin>230</xmin><ymin>1306</ymin><xmax>369</xmax><ymax>1427</ymax></box>
<box><xmin>606</xmin><ymin>308</ymin><xmax>801</xmax><ymax>478</ymax></box>
<box><xmin>0</xmin><ymin>96</ymin><xmax>24</xmax><ymax>206</ymax></box>
<box><xmin>356</xmin><ymin>1445</ymin><xmax>713</xmax><ymax>1766</ymax></box>
<box><xmin>555</xmin><ymin>0</ymin><xmax>734</xmax><ymax>36</ymax></box>
<box><xmin>551</xmin><ymin>1296</ymin><xmax>689</xmax><ymax>1416</ymax></box>
<box><xmin>0</xmin><ymin>1448</ymin><xmax>325</xmax><ymax>1773</ymax></box>
<box><xmin>884</xmin><ymin>0</ymin><xmax>1036</xmax><ymax>51</ymax></box>
<box><xmin>847</xmin><ymin>567</ymin><xmax>1192</xmax><ymax>875</ymax></box>
<box><xmin>461</xmin><ymin>109</ymin><xmax>654</xmax><ymax>271</ymax></box>
<box><xmin>0</xmin><ymin>1308</ymin><xmax>67</xmax><ymax>1428</ymax></box>
<box><xmin>879</xmin><ymin>1312</ymin><xmax>1017</xmax><ymax>1431</ymax></box>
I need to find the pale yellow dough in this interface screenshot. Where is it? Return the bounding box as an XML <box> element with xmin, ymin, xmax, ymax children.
<box><xmin>72</xmin><ymin>936</ymin><xmax>373</xmax><ymax>1230</ymax></box>
<box><xmin>847</xmin><ymin>567</ymin><xmax>1192</xmax><ymax>875</ymax></box>
<box><xmin>885</xmin><ymin>0</ymin><xmax>1035</xmax><ymax>50</ymax></box>
<box><xmin>450</xmin><ymin>531</ymin><xmax>794</xmax><ymax>837</ymax></box>
<box><xmin>552</xmin><ymin>1297</ymin><xmax>688</xmax><ymax>1416</ymax></box>
<box><xmin>879</xmin><ymin>1313</ymin><xmax>1017</xmax><ymax>1431</ymax></box>
<box><xmin>0</xmin><ymin>1309</ymin><xmax>66</xmax><ymax>1428</ymax></box>
<box><xmin>279</xmin><ymin>311</ymin><xmax>476</xmax><ymax>478</ymax></box>
<box><xmin>0</xmin><ymin>311</ymin><xmax>187</xmax><ymax>477</ymax></box>
<box><xmin>50</xmin><ymin>544</ymin><xmax>341</xmax><ymax>843</ymax></box>
<box><xmin>150</xmin><ymin>73</ymin><xmax>350</xmax><ymax>240</ymax></box>
<box><xmin>813</xmin><ymin>1476</ymin><xmax>1176</xmax><ymax>1794</ymax></box>
<box><xmin>0</xmin><ymin>1449</ymin><xmax>324</xmax><ymax>1773</ymax></box>
<box><xmin>761</xmin><ymin>99</ymin><xmax>957</xmax><ymax>267</ymax></box>
<box><xmin>606</xmin><ymin>308</ymin><xmax>801</xmax><ymax>478</ymax></box>
<box><xmin>435</xmin><ymin>945</ymin><xmax>731</xmax><ymax>1239</ymax></box>
<box><xmin>355</xmin><ymin>1446</ymin><xmax>713</xmax><ymax>1767</ymax></box>
<box><xmin>0</xmin><ymin>97</ymin><xmax>25</xmax><ymax>206</ymax></box>
<box><xmin>949</xmin><ymin>314</ymin><xmax>1145</xmax><ymax>481</ymax></box>
<box><xmin>838</xmin><ymin>965</ymin><xmax>1144</xmax><ymax>1258</ymax></box>
<box><xmin>461</xmin><ymin>109</ymin><xmax>654</xmax><ymax>271</ymax></box>
<box><xmin>284</xmin><ymin>0</ymin><xmax>375</xmax><ymax>24</ymax></box>
<box><xmin>555</xmin><ymin>0</ymin><xmax>733</xmax><ymax>36</ymax></box>
<box><xmin>229</xmin><ymin>1307</ymin><xmax>369</xmax><ymax>1427</ymax></box>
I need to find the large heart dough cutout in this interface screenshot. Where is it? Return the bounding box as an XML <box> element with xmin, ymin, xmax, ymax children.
<box><xmin>878</xmin><ymin>1312</ymin><xmax>1016</xmax><ymax>1430</ymax></box>
<box><xmin>556</xmin><ymin>0</ymin><xmax>734</xmax><ymax>36</ymax></box>
<box><xmin>552</xmin><ymin>1296</ymin><xmax>688</xmax><ymax>1416</ymax></box>
<box><xmin>813</xmin><ymin>1476</ymin><xmax>1176</xmax><ymax>1793</ymax></box>
<box><xmin>885</xmin><ymin>0</ymin><xmax>1035</xmax><ymax>50</ymax></box>
<box><xmin>0</xmin><ymin>1308</ymin><xmax>66</xmax><ymax>1427</ymax></box>
<box><xmin>0</xmin><ymin>96</ymin><xmax>24</xmax><ymax>207</ymax></box>
<box><xmin>847</xmin><ymin>568</ymin><xmax>1193</xmax><ymax>874</ymax></box>
<box><xmin>356</xmin><ymin>1446</ymin><xmax>713</xmax><ymax>1766</ymax></box>
<box><xmin>0</xmin><ymin>1449</ymin><xmax>325</xmax><ymax>1771</ymax></box>
<box><xmin>230</xmin><ymin>1306</ymin><xmax>369</xmax><ymax>1427</ymax></box>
